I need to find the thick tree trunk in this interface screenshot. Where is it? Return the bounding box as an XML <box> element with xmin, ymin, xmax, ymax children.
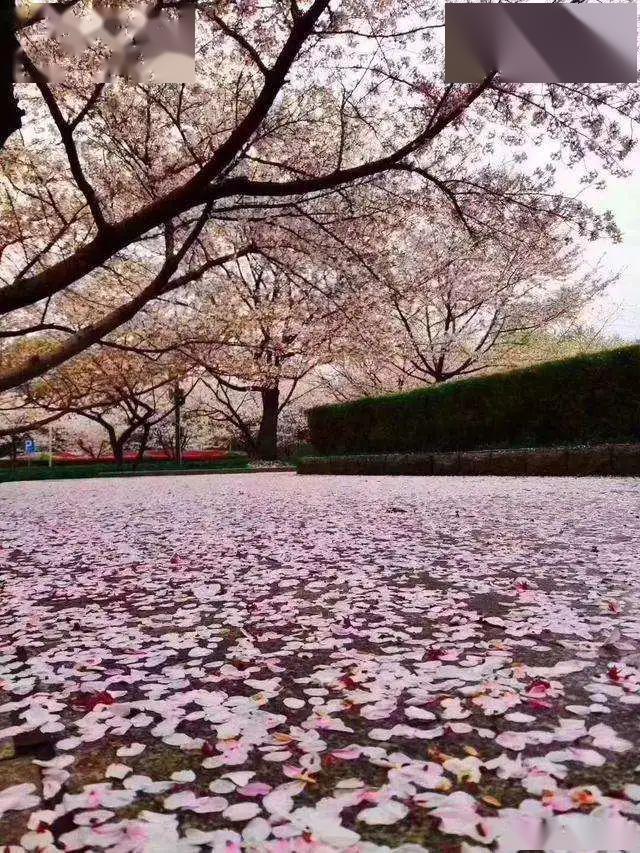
<box><xmin>0</xmin><ymin>4</ymin><xmax>23</xmax><ymax>152</ymax></box>
<box><xmin>107</xmin><ymin>429</ymin><xmax>125</xmax><ymax>468</ymax></box>
<box><xmin>135</xmin><ymin>424</ymin><xmax>150</xmax><ymax>468</ymax></box>
<box><xmin>113</xmin><ymin>443</ymin><xmax>125</xmax><ymax>467</ymax></box>
<box><xmin>255</xmin><ymin>387</ymin><xmax>279</xmax><ymax>460</ymax></box>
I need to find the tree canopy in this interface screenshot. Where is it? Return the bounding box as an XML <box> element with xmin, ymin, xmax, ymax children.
<box><xmin>1</xmin><ymin>0</ymin><xmax>637</xmax><ymax>453</ymax></box>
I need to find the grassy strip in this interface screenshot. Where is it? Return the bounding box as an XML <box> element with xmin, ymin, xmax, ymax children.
<box><xmin>0</xmin><ymin>459</ymin><xmax>249</xmax><ymax>483</ymax></box>
<box><xmin>97</xmin><ymin>465</ymin><xmax>295</xmax><ymax>478</ymax></box>
<box><xmin>97</xmin><ymin>466</ymin><xmax>254</xmax><ymax>479</ymax></box>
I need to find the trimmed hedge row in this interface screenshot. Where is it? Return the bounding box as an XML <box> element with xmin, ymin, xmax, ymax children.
<box><xmin>308</xmin><ymin>345</ymin><xmax>640</xmax><ymax>454</ymax></box>
<box><xmin>0</xmin><ymin>457</ymin><xmax>249</xmax><ymax>483</ymax></box>
<box><xmin>0</xmin><ymin>451</ymin><xmax>246</xmax><ymax>469</ymax></box>
<box><xmin>297</xmin><ymin>445</ymin><xmax>640</xmax><ymax>477</ymax></box>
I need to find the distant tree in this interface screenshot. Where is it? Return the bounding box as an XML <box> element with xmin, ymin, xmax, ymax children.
<box><xmin>177</xmin><ymin>254</ymin><xmax>347</xmax><ymax>458</ymax></box>
<box><xmin>495</xmin><ymin>323</ymin><xmax>626</xmax><ymax>372</ymax></box>
<box><xmin>26</xmin><ymin>348</ymin><xmax>188</xmax><ymax>464</ymax></box>
<box><xmin>66</xmin><ymin>424</ymin><xmax>111</xmax><ymax>459</ymax></box>
<box><xmin>324</xmin><ymin>203</ymin><xmax>614</xmax><ymax>397</ymax></box>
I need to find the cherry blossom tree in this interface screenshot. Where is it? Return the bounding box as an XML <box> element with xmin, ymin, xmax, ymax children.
<box><xmin>172</xmin><ymin>254</ymin><xmax>349</xmax><ymax>458</ymax></box>
<box><xmin>322</xmin><ymin>201</ymin><xmax>615</xmax><ymax>397</ymax></box>
<box><xmin>0</xmin><ymin>0</ymin><xmax>636</xmax><ymax>397</ymax></box>
<box><xmin>26</xmin><ymin>348</ymin><xmax>189</xmax><ymax>464</ymax></box>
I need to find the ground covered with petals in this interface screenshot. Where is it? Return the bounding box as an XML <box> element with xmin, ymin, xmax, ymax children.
<box><xmin>1</xmin><ymin>473</ymin><xmax>640</xmax><ymax>852</ymax></box>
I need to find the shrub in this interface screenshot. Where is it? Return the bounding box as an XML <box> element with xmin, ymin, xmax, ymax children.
<box><xmin>307</xmin><ymin>345</ymin><xmax>640</xmax><ymax>454</ymax></box>
<box><xmin>0</xmin><ymin>456</ymin><xmax>249</xmax><ymax>482</ymax></box>
<box><xmin>0</xmin><ymin>451</ymin><xmax>248</xmax><ymax>471</ymax></box>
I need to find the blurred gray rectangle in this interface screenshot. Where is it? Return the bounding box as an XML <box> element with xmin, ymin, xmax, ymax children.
<box><xmin>21</xmin><ymin>2</ymin><xmax>195</xmax><ymax>84</ymax></box>
<box><xmin>445</xmin><ymin>3</ymin><xmax>638</xmax><ymax>83</ymax></box>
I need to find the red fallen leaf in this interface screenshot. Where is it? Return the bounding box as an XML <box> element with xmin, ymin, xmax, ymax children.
<box><xmin>528</xmin><ymin>698</ymin><xmax>553</xmax><ymax>710</ymax></box>
<box><xmin>608</xmin><ymin>665</ymin><xmax>623</xmax><ymax>682</ymax></box>
<box><xmin>526</xmin><ymin>679</ymin><xmax>551</xmax><ymax>698</ymax></box>
<box><xmin>516</xmin><ymin>581</ymin><xmax>529</xmax><ymax>592</ymax></box>
<box><xmin>344</xmin><ymin>703</ymin><xmax>360</xmax><ymax>717</ymax></box>
<box><xmin>426</xmin><ymin>648</ymin><xmax>443</xmax><ymax>661</ymax></box>
<box><xmin>341</xmin><ymin>676</ymin><xmax>360</xmax><ymax>690</ymax></box>
<box><xmin>323</xmin><ymin>754</ymin><xmax>342</xmax><ymax>768</ymax></box>
<box><xmin>202</xmin><ymin>740</ymin><xmax>216</xmax><ymax>757</ymax></box>
<box><xmin>73</xmin><ymin>691</ymin><xmax>115</xmax><ymax>711</ymax></box>
<box><xmin>573</xmin><ymin>789</ymin><xmax>598</xmax><ymax>807</ymax></box>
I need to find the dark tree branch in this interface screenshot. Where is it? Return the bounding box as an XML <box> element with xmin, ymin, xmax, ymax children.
<box><xmin>19</xmin><ymin>51</ymin><xmax>108</xmax><ymax>232</ymax></box>
<box><xmin>0</xmin><ymin>239</ymin><xmax>254</xmax><ymax>392</ymax></box>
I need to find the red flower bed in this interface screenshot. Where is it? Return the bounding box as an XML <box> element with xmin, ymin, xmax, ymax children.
<box><xmin>4</xmin><ymin>449</ymin><xmax>230</xmax><ymax>467</ymax></box>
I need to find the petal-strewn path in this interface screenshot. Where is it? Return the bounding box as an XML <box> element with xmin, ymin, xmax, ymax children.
<box><xmin>1</xmin><ymin>473</ymin><xmax>640</xmax><ymax>852</ymax></box>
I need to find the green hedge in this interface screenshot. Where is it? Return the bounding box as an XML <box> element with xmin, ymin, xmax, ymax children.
<box><xmin>307</xmin><ymin>345</ymin><xmax>640</xmax><ymax>454</ymax></box>
<box><xmin>0</xmin><ymin>456</ymin><xmax>249</xmax><ymax>483</ymax></box>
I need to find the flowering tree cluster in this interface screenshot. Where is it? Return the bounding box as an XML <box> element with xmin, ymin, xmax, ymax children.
<box><xmin>321</xmin><ymin>200</ymin><xmax>616</xmax><ymax>397</ymax></box>
<box><xmin>24</xmin><ymin>348</ymin><xmax>188</xmax><ymax>463</ymax></box>
<box><xmin>1</xmin><ymin>0</ymin><xmax>638</xmax><ymax>454</ymax></box>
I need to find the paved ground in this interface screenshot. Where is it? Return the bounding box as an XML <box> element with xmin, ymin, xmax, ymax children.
<box><xmin>1</xmin><ymin>473</ymin><xmax>640</xmax><ymax>852</ymax></box>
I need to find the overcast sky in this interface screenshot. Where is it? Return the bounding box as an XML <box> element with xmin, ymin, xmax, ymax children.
<box><xmin>575</xmin><ymin>144</ymin><xmax>640</xmax><ymax>342</ymax></box>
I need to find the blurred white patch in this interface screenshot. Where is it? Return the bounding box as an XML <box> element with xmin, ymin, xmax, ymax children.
<box><xmin>29</xmin><ymin>2</ymin><xmax>195</xmax><ymax>84</ymax></box>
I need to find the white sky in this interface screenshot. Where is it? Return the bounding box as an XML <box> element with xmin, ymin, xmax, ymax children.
<box><xmin>584</xmin><ymin>145</ymin><xmax>640</xmax><ymax>341</ymax></box>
